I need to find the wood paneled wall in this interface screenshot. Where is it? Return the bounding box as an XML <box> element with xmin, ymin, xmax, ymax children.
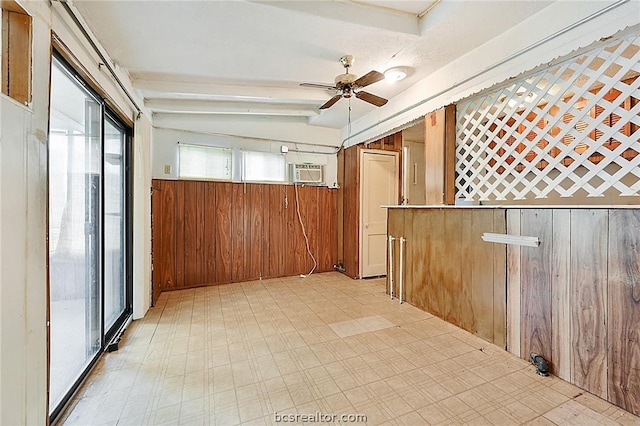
<box><xmin>508</xmin><ymin>208</ymin><xmax>640</xmax><ymax>416</ymax></box>
<box><xmin>152</xmin><ymin>180</ymin><xmax>337</xmax><ymax>301</ymax></box>
<box><xmin>387</xmin><ymin>208</ymin><xmax>506</xmax><ymax>347</ymax></box>
<box><xmin>425</xmin><ymin>105</ymin><xmax>456</xmax><ymax>205</ymax></box>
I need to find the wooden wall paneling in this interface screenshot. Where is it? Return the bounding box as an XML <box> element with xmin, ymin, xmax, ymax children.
<box><xmin>425</xmin><ymin>109</ymin><xmax>446</xmax><ymax>205</ymax></box>
<box><xmin>203</xmin><ymin>182</ymin><xmax>216</xmax><ymax>284</ymax></box>
<box><xmin>215</xmin><ymin>182</ymin><xmax>232</xmax><ymax>284</ymax></box>
<box><xmin>426</xmin><ymin>209</ymin><xmax>445</xmax><ymax>317</ymax></box>
<box><xmin>295</xmin><ymin>184</ymin><xmax>309</xmax><ymax>274</ymax></box>
<box><xmin>231</xmin><ymin>183</ymin><xmax>245</xmax><ymax>282</ymax></box>
<box><xmin>444</xmin><ymin>104</ymin><xmax>457</xmax><ymax>205</ymax></box>
<box><xmin>551</xmin><ymin>210</ymin><xmax>571</xmax><ymax>379</ymax></box>
<box><xmin>175</xmin><ymin>181</ymin><xmax>185</xmax><ymax>289</ymax></box>
<box><xmin>442</xmin><ymin>209</ymin><xmax>463</xmax><ymax>327</ymax></box>
<box><xmin>285</xmin><ymin>185</ymin><xmax>299</xmax><ymax>276</ymax></box>
<box><xmin>470</xmin><ymin>209</ymin><xmax>495</xmax><ymax>342</ymax></box>
<box><xmin>268</xmin><ymin>184</ymin><xmax>286</xmax><ymax>278</ymax></box>
<box><xmin>249</xmin><ymin>184</ymin><xmax>263</xmax><ymax>280</ymax></box>
<box><xmin>608</xmin><ymin>209</ymin><xmax>640</xmax><ymax>416</ymax></box>
<box><xmin>318</xmin><ymin>188</ymin><xmax>336</xmax><ymax>272</ymax></box>
<box><xmin>571</xmin><ymin>209</ymin><xmax>609</xmax><ymax>399</ymax></box>
<box><xmin>402</xmin><ymin>209</ymin><xmax>416</xmax><ymax>305</ymax></box>
<box><xmin>337</xmin><ymin>149</ymin><xmax>345</xmax><ymax>266</ymax></box>
<box><xmin>183</xmin><ymin>181</ymin><xmax>201</xmax><ymax>286</ymax></box>
<box><xmin>406</xmin><ymin>209</ymin><xmax>427</xmax><ymax>310</ymax></box>
<box><xmin>520</xmin><ymin>209</ymin><xmax>553</xmax><ymax>365</ymax></box>
<box><xmin>492</xmin><ymin>209</ymin><xmax>507</xmax><ymax>349</ymax></box>
<box><xmin>506</xmin><ymin>209</ymin><xmax>521</xmax><ymax>357</ymax></box>
<box><xmin>151</xmin><ymin>180</ymin><xmax>170</xmax><ymax>302</ymax></box>
<box><xmin>343</xmin><ymin>146</ymin><xmax>360</xmax><ymax>278</ymax></box>
<box><xmin>305</xmin><ymin>186</ymin><xmax>319</xmax><ymax>273</ymax></box>
<box><xmin>261</xmin><ymin>185</ymin><xmax>273</xmax><ymax>278</ymax></box>
<box><xmin>459</xmin><ymin>209</ymin><xmax>475</xmax><ymax>332</ymax></box>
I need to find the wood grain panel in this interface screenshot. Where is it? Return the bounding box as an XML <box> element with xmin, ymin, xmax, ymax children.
<box><xmin>444</xmin><ymin>104</ymin><xmax>457</xmax><ymax>205</ymax></box>
<box><xmin>608</xmin><ymin>209</ymin><xmax>640</xmax><ymax>416</ymax></box>
<box><xmin>343</xmin><ymin>145</ymin><xmax>360</xmax><ymax>278</ymax></box>
<box><xmin>442</xmin><ymin>210</ymin><xmax>462</xmax><ymax>326</ymax></box>
<box><xmin>506</xmin><ymin>209</ymin><xmax>521</xmax><ymax>357</ymax></box>
<box><xmin>183</xmin><ymin>181</ymin><xmax>202</xmax><ymax>286</ymax></box>
<box><xmin>493</xmin><ymin>209</ymin><xmax>507</xmax><ymax>349</ymax></box>
<box><xmin>470</xmin><ymin>209</ymin><xmax>495</xmax><ymax>341</ymax></box>
<box><xmin>459</xmin><ymin>209</ymin><xmax>475</xmax><ymax>332</ymax></box>
<box><xmin>403</xmin><ymin>209</ymin><xmax>417</xmax><ymax>305</ymax></box>
<box><xmin>306</xmin><ymin>186</ymin><xmax>319</xmax><ymax>273</ymax></box>
<box><xmin>337</xmin><ymin>149</ymin><xmax>345</xmax><ymax>266</ymax></box>
<box><xmin>175</xmin><ymin>181</ymin><xmax>185</xmax><ymax>289</ymax></box>
<box><xmin>249</xmin><ymin>184</ymin><xmax>263</xmax><ymax>280</ymax></box>
<box><xmin>203</xmin><ymin>182</ymin><xmax>216</xmax><ymax>283</ymax></box>
<box><xmin>285</xmin><ymin>185</ymin><xmax>299</xmax><ymax>277</ymax></box>
<box><xmin>231</xmin><ymin>184</ymin><xmax>245</xmax><ymax>282</ymax></box>
<box><xmin>267</xmin><ymin>184</ymin><xmax>285</xmax><ymax>278</ymax></box>
<box><xmin>425</xmin><ymin>109</ymin><xmax>445</xmax><ymax>205</ymax></box>
<box><xmin>520</xmin><ymin>209</ymin><xmax>553</xmax><ymax>366</ymax></box>
<box><xmin>215</xmin><ymin>182</ymin><xmax>232</xmax><ymax>284</ymax></box>
<box><xmin>151</xmin><ymin>180</ymin><xmax>337</xmax><ymax>292</ymax></box>
<box><xmin>318</xmin><ymin>188</ymin><xmax>336</xmax><ymax>272</ymax></box>
<box><xmin>552</xmin><ymin>210</ymin><xmax>571</xmax><ymax>379</ymax></box>
<box><xmin>571</xmin><ymin>209</ymin><xmax>609</xmax><ymax>399</ymax></box>
<box><xmin>407</xmin><ymin>210</ymin><xmax>432</xmax><ymax>312</ymax></box>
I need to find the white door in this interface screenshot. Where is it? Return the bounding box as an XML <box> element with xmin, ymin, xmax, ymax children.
<box><xmin>360</xmin><ymin>150</ymin><xmax>399</xmax><ymax>277</ymax></box>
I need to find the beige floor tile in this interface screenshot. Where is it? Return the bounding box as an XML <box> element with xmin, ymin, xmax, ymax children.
<box><xmin>58</xmin><ymin>272</ymin><xmax>640</xmax><ymax>426</ymax></box>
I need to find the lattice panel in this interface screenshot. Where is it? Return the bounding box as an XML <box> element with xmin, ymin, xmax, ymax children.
<box><xmin>456</xmin><ymin>32</ymin><xmax>640</xmax><ymax>201</ymax></box>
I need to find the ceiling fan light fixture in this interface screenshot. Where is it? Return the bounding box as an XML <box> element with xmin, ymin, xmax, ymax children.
<box><xmin>384</xmin><ymin>66</ymin><xmax>408</xmax><ymax>82</ymax></box>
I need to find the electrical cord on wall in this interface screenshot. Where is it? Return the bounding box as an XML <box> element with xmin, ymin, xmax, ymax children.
<box><xmin>294</xmin><ymin>183</ymin><xmax>317</xmax><ymax>278</ymax></box>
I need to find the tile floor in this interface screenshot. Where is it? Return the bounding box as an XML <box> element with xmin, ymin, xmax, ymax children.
<box><xmin>59</xmin><ymin>272</ymin><xmax>640</xmax><ymax>425</ymax></box>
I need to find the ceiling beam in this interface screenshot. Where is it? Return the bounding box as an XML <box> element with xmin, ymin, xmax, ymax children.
<box><xmin>251</xmin><ymin>0</ymin><xmax>420</xmax><ymax>35</ymax></box>
<box><xmin>133</xmin><ymin>78</ymin><xmax>334</xmax><ymax>102</ymax></box>
<box><xmin>145</xmin><ymin>98</ymin><xmax>319</xmax><ymax>117</ymax></box>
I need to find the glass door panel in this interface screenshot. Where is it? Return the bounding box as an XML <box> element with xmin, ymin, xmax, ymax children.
<box><xmin>104</xmin><ymin>118</ymin><xmax>126</xmax><ymax>331</ymax></box>
<box><xmin>48</xmin><ymin>58</ymin><xmax>102</xmax><ymax>410</ymax></box>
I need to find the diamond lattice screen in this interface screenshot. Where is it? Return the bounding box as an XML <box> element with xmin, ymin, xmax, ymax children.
<box><xmin>456</xmin><ymin>33</ymin><xmax>640</xmax><ymax>201</ymax></box>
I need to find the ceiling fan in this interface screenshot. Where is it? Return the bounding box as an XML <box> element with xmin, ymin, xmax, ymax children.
<box><xmin>301</xmin><ymin>55</ymin><xmax>388</xmax><ymax>110</ymax></box>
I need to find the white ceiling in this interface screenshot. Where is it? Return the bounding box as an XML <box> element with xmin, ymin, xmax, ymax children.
<box><xmin>74</xmin><ymin>0</ymin><xmax>555</xmax><ymax>138</ymax></box>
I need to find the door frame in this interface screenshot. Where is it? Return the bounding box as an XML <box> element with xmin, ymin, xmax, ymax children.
<box><xmin>359</xmin><ymin>149</ymin><xmax>400</xmax><ymax>278</ymax></box>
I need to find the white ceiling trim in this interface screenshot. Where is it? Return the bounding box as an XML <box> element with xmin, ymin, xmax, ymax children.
<box><xmin>145</xmin><ymin>99</ymin><xmax>319</xmax><ymax>117</ymax></box>
<box><xmin>251</xmin><ymin>0</ymin><xmax>421</xmax><ymax>35</ymax></box>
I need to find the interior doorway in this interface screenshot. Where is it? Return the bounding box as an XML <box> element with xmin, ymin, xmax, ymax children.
<box><xmin>359</xmin><ymin>149</ymin><xmax>399</xmax><ymax>278</ymax></box>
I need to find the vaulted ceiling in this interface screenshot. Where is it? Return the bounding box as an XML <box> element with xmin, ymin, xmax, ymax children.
<box><xmin>74</xmin><ymin>0</ymin><xmax>555</xmax><ymax>141</ymax></box>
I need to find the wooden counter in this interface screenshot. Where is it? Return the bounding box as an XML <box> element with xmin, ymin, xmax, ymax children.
<box><xmin>386</xmin><ymin>205</ymin><xmax>640</xmax><ymax>416</ymax></box>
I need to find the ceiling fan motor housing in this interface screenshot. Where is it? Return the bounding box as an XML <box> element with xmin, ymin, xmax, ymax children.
<box><xmin>335</xmin><ymin>73</ymin><xmax>357</xmax><ymax>88</ymax></box>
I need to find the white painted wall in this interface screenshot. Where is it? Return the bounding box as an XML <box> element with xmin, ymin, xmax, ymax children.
<box><xmin>153</xmin><ymin>127</ymin><xmax>339</xmax><ymax>188</ymax></box>
<box><xmin>343</xmin><ymin>1</ymin><xmax>640</xmax><ymax>146</ymax></box>
<box><xmin>1</xmin><ymin>0</ymin><xmax>152</xmax><ymax>422</ymax></box>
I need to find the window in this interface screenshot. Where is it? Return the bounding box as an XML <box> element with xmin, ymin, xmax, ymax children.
<box><xmin>179</xmin><ymin>143</ymin><xmax>232</xmax><ymax>180</ymax></box>
<box><xmin>242</xmin><ymin>150</ymin><xmax>286</xmax><ymax>182</ymax></box>
<box><xmin>1</xmin><ymin>0</ymin><xmax>31</xmax><ymax>105</ymax></box>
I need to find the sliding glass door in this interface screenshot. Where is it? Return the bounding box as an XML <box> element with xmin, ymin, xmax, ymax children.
<box><xmin>48</xmin><ymin>54</ymin><xmax>131</xmax><ymax>419</ymax></box>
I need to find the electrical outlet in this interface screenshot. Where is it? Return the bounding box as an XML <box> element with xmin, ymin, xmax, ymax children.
<box><xmin>164</xmin><ymin>165</ymin><xmax>172</xmax><ymax>175</ymax></box>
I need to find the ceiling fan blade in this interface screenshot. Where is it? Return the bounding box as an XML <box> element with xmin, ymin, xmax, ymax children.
<box><xmin>320</xmin><ymin>95</ymin><xmax>342</xmax><ymax>109</ymax></box>
<box><xmin>356</xmin><ymin>91</ymin><xmax>388</xmax><ymax>107</ymax></box>
<box><xmin>300</xmin><ymin>83</ymin><xmax>337</xmax><ymax>90</ymax></box>
<box><xmin>354</xmin><ymin>70</ymin><xmax>384</xmax><ymax>88</ymax></box>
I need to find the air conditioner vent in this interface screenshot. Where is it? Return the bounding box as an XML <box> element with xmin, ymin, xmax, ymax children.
<box><xmin>290</xmin><ymin>163</ymin><xmax>324</xmax><ymax>184</ymax></box>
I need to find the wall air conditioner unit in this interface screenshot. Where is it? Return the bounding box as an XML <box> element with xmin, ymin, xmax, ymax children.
<box><xmin>290</xmin><ymin>163</ymin><xmax>324</xmax><ymax>184</ymax></box>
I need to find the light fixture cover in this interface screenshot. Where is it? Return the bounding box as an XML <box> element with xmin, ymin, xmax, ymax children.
<box><xmin>384</xmin><ymin>66</ymin><xmax>408</xmax><ymax>82</ymax></box>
